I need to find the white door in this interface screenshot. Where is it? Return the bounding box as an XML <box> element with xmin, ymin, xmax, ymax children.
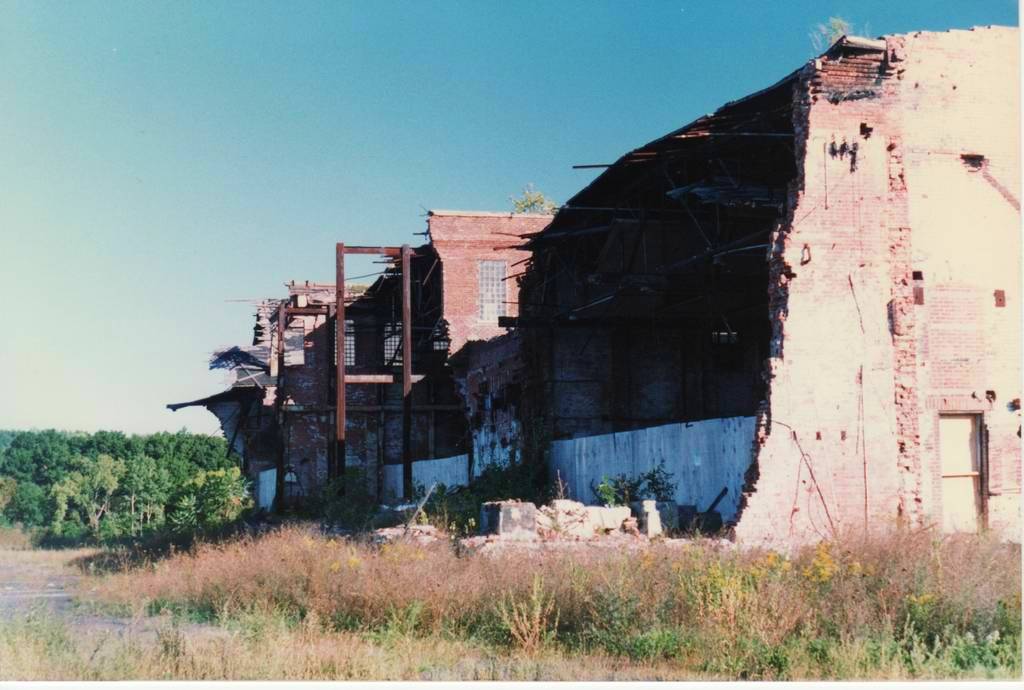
<box><xmin>939</xmin><ymin>415</ymin><xmax>983</xmax><ymax>533</ymax></box>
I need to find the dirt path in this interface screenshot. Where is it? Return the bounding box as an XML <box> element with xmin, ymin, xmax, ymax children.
<box><xmin>0</xmin><ymin>548</ymin><xmax>220</xmax><ymax>643</ymax></box>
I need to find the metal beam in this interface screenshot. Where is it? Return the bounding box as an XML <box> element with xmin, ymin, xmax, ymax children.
<box><xmin>284</xmin><ymin>306</ymin><xmax>330</xmax><ymax>316</ymax></box>
<box><xmin>343</xmin><ymin>246</ymin><xmax>402</xmax><ymax>256</ymax></box>
<box><xmin>401</xmin><ymin>244</ymin><xmax>413</xmax><ymax>499</ymax></box>
<box><xmin>327</xmin><ymin>303</ymin><xmax>336</xmax><ymax>480</ymax></box>
<box><xmin>274</xmin><ymin>302</ymin><xmax>286</xmax><ymax>512</ymax></box>
<box><xmin>347</xmin><ymin>374</ymin><xmax>425</xmax><ymax>384</ymax></box>
<box><xmin>335</xmin><ymin>243</ymin><xmax>346</xmax><ymax>486</ymax></box>
<box><xmin>348</xmin><ymin>403</ymin><xmax>463</xmax><ymax>413</ymax></box>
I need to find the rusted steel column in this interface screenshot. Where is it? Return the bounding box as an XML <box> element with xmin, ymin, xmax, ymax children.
<box><xmin>274</xmin><ymin>302</ymin><xmax>287</xmax><ymax>512</ymax></box>
<box><xmin>326</xmin><ymin>303</ymin><xmax>336</xmax><ymax>481</ymax></box>
<box><xmin>401</xmin><ymin>244</ymin><xmax>413</xmax><ymax>499</ymax></box>
<box><xmin>335</xmin><ymin>243</ymin><xmax>346</xmax><ymax>490</ymax></box>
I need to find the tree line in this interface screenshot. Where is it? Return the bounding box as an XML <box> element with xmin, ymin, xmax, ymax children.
<box><xmin>0</xmin><ymin>429</ymin><xmax>249</xmax><ymax>543</ymax></box>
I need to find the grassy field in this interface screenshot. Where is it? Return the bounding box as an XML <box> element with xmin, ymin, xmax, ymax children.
<box><xmin>1</xmin><ymin>525</ymin><xmax>1020</xmax><ymax>681</ymax></box>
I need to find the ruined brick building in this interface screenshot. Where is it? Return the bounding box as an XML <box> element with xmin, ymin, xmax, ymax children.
<box><xmin>170</xmin><ymin>211</ymin><xmax>549</xmax><ymax>508</ymax></box>
<box><xmin>513</xmin><ymin>27</ymin><xmax>1020</xmax><ymax>545</ymax></box>
<box><xmin>173</xmin><ymin>27</ymin><xmax>1019</xmax><ymax>546</ymax></box>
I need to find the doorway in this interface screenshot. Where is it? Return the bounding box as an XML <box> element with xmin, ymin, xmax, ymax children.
<box><xmin>938</xmin><ymin>414</ymin><xmax>986</xmax><ymax>533</ymax></box>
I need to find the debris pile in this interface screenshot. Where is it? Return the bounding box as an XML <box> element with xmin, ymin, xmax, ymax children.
<box><xmin>455</xmin><ymin>498</ymin><xmax>732</xmax><ymax>555</ymax></box>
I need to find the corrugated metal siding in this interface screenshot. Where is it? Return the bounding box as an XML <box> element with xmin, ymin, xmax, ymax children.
<box><xmin>257</xmin><ymin>469</ymin><xmax>277</xmax><ymax>510</ymax></box>
<box><xmin>382</xmin><ymin>454</ymin><xmax>471</xmax><ymax>501</ymax></box>
<box><xmin>549</xmin><ymin>416</ymin><xmax>756</xmax><ymax>523</ymax></box>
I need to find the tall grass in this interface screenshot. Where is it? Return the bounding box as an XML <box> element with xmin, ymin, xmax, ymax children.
<box><xmin>0</xmin><ymin>525</ymin><xmax>33</xmax><ymax>550</ymax></box>
<box><xmin>89</xmin><ymin>526</ymin><xmax>1021</xmax><ymax>680</ymax></box>
<box><xmin>3</xmin><ymin>608</ymin><xmax>711</xmax><ymax>681</ymax></box>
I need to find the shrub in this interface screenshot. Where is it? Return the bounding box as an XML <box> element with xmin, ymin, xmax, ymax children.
<box><xmin>496</xmin><ymin>575</ymin><xmax>559</xmax><ymax>654</ymax></box>
<box><xmin>317</xmin><ymin>467</ymin><xmax>379</xmax><ymax>529</ymax></box>
<box><xmin>421</xmin><ymin>461</ymin><xmax>551</xmax><ymax>535</ymax></box>
<box><xmin>592</xmin><ymin>462</ymin><xmax>677</xmax><ymax>506</ymax></box>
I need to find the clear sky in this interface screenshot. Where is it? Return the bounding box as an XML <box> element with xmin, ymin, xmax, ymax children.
<box><xmin>1</xmin><ymin>1</ymin><xmax>1017</xmax><ymax>435</ymax></box>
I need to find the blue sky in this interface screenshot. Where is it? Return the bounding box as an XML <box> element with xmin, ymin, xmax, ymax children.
<box><xmin>1</xmin><ymin>1</ymin><xmax>1017</xmax><ymax>435</ymax></box>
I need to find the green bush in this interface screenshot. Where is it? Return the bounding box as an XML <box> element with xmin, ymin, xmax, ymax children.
<box><xmin>420</xmin><ymin>461</ymin><xmax>551</xmax><ymax>535</ymax></box>
<box><xmin>318</xmin><ymin>467</ymin><xmax>380</xmax><ymax>529</ymax></box>
<box><xmin>592</xmin><ymin>462</ymin><xmax>677</xmax><ymax>506</ymax></box>
<box><xmin>168</xmin><ymin>467</ymin><xmax>250</xmax><ymax>535</ymax></box>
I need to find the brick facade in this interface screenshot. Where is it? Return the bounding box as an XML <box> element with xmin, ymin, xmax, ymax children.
<box><xmin>735</xmin><ymin>27</ymin><xmax>1020</xmax><ymax>546</ymax></box>
<box><xmin>519</xmin><ymin>27</ymin><xmax>1020</xmax><ymax>547</ymax></box>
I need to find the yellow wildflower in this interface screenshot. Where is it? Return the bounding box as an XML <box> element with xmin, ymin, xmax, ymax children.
<box><xmin>803</xmin><ymin>542</ymin><xmax>838</xmax><ymax>584</ymax></box>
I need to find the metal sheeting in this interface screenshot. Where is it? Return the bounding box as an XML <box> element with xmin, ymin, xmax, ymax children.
<box><xmin>283</xmin><ymin>324</ymin><xmax>306</xmax><ymax>367</ymax></box>
<box><xmin>549</xmin><ymin>416</ymin><xmax>757</xmax><ymax>523</ymax></box>
<box><xmin>472</xmin><ymin>419</ymin><xmax>521</xmax><ymax>476</ymax></box>
<box><xmin>383</xmin><ymin>454</ymin><xmax>470</xmax><ymax>501</ymax></box>
<box><xmin>257</xmin><ymin>469</ymin><xmax>277</xmax><ymax>511</ymax></box>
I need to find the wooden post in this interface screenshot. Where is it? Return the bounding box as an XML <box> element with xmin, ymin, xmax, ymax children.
<box><xmin>401</xmin><ymin>244</ymin><xmax>413</xmax><ymax>499</ymax></box>
<box><xmin>335</xmin><ymin>243</ymin><xmax>346</xmax><ymax>491</ymax></box>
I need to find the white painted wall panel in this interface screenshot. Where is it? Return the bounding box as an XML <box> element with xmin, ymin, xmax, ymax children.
<box><xmin>382</xmin><ymin>454</ymin><xmax>471</xmax><ymax>501</ymax></box>
<box><xmin>550</xmin><ymin>416</ymin><xmax>756</xmax><ymax>523</ymax></box>
<box><xmin>257</xmin><ymin>469</ymin><xmax>277</xmax><ymax>511</ymax></box>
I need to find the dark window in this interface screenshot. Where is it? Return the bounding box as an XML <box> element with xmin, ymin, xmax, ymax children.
<box><xmin>384</xmin><ymin>322</ymin><xmax>402</xmax><ymax>366</ymax></box>
<box><xmin>332</xmin><ymin>319</ymin><xmax>356</xmax><ymax>367</ymax></box>
<box><xmin>344</xmin><ymin>320</ymin><xmax>355</xmax><ymax>366</ymax></box>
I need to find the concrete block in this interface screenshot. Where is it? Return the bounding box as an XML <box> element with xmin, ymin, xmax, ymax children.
<box><xmin>537</xmin><ymin>499</ymin><xmax>590</xmax><ymax>538</ymax></box>
<box><xmin>631</xmin><ymin>500</ymin><xmax>679</xmax><ymax>537</ymax></box>
<box><xmin>633</xmin><ymin>499</ymin><xmax>662</xmax><ymax>537</ymax></box>
<box><xmin>480</xmin><ymin>501</ymin><xmax>538</xmax><ymax>540</ymax></box>
<box><xmin>585</xmin><ymin>505</ymin><xmax>630</xmax><ymax>532</ymax></box>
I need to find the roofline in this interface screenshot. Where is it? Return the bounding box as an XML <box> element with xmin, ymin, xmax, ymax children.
<box><xmin>167</xmin><ymin>387</ymin><xmax>261</xmax><ymax>412</ymax></box>
<box><xmin>428</xmin><ymin>209</ymin><xmax>554</xmax><ymax>218</ymax></box>
<box><xmin>830</xmin><ymin>34</ymin><xmax>887</xmax><ymax>52</ymax></box>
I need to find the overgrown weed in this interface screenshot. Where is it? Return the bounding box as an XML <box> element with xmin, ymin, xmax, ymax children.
<box><xmin>84</xmin><ymin>525</ymin><xmax>1021</xmax><ymax>680</ymax></box>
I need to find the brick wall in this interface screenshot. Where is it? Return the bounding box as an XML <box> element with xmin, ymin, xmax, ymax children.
<box><xmin>736</xmin><ymin>27</ymin><xmax>1021</xmax><ymax>547</ymax></box>
<box><xmin>457</xmin><ymin>332</ymin><xmax>525</xmax><ymax>473</ymax></box>
<box><xmin>427</xmin><ymin>211</ymin><xmax>550</xmax><ymax>353</ymax></box>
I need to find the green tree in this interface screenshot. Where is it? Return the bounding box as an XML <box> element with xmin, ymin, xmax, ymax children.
<box><xmin>0</xmin><ymin>429</ymin><xmax>243</xmax><ymax>542</ymax></box>
<box><xmin>118</xmin><ymin>454</ymin><xmax>171</xmax><ymax>535</ymax></box>
<box><xmin>5</xmin><ymin>481</ymin><xmax>47</xmax><ymax>527</ymax></box>
<box><xmin>0</xmin><ymin>476</ymin><xmax>15</xmax><ymax>515</ymax></box>
<box><xmin>51</xmin><ymin>454</ymin><xmax>126</xmax><ymax>538</ymax></box>
<box><xmin>0</xmin><ymin>430</ymin><xmax>75</xmax><ymax>486</ymax></box>
<box><xmin>510</xmin><ymin>184</ymin><xmax>557</xmax><ymax>214</ymax></box>
<box><xmin>168</xmin><ymin>466</ymin><xmax>250</xmax><ymax>534</ymax></box>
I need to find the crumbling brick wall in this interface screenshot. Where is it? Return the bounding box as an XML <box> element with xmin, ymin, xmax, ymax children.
<box><xmin>279</xmin><ymin>311</ymin><xmax>333</xmax><ymax>501</ymax></box>
<box><xmin>736</xmin><ymin>27</ymin><xmax>1021</xmax><ymax>547</ymax></box>
<box><xmin>427</xmin><ymin>211</ymin><xmax>550</xmax><ymax>354</ymax></box>
<box><xmin>457</xmin><ymin>332</ymin><xmax>525</xmax><ymax>474</ymax></box>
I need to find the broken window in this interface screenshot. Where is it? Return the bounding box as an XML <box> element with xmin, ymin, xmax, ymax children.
<box><xmin>384</xmin><ymin>322</ymin><xmax>403</xmax><ymax>366</ymax></box>
<box><xmin>345</xmin><ymin>321</ymin><xmax>356</xmax><ymax>366</ymax></box>
<box><xmin>431</xmin><ymin>322</ymin><xmax>450</xmax><ymax>352</ymax></box>
<box><xmin>711</xmin><ymin>330</ymin><xmax>739</xmax><ymax>345</ymax></box>
<box><xmin>479</xmin><ymin>260</ymin><xmax>507</xmax><ymax>322</ymax></box>
<box><xmin>331</xmin><ymin>319</ymin><xmax>357</xmax><ymax>367</ymax></box>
